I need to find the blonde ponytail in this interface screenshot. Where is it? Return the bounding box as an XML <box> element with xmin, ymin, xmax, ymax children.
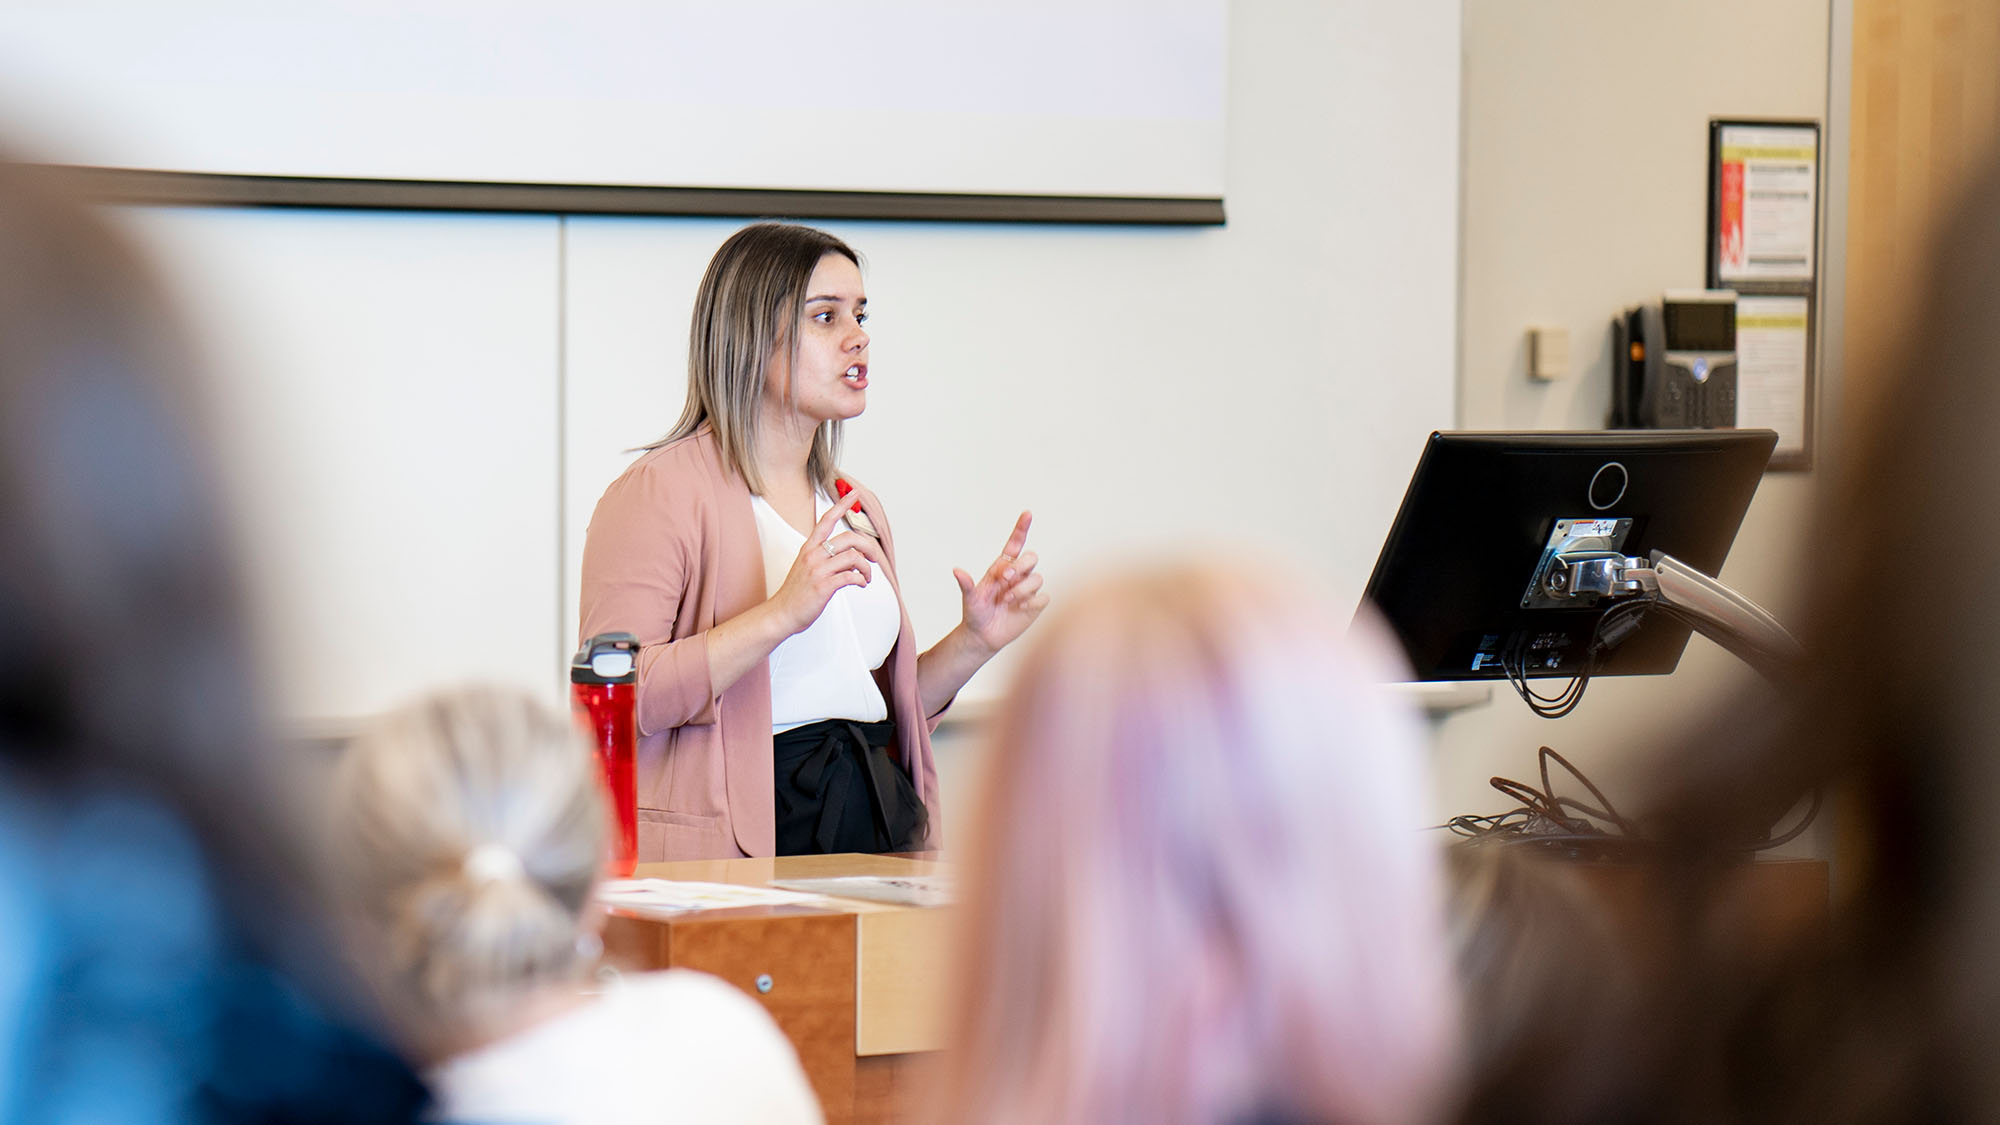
<box><xmin>332</xmin><ymin>686</ymin><xmax>608</xmax><ymax>1040</ymax></box>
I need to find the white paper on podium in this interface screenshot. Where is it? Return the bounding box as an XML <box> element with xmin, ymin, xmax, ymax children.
<box><xmin>594</xmin><ymin>879</ymin><xmax>827</xmax><ymax>916</ymax></box>
<box><xmin>768</xmin><ymin>874</ymin><xmax>956</xmax><ymax>908</ymax></box>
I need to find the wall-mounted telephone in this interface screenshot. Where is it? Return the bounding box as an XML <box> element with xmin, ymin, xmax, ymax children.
<box><xmin>1610</xmin><ymin>290</ymin><xmax>1738</xmax><ymax>429</ymax></box>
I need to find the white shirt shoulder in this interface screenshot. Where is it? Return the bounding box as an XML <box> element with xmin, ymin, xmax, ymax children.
<box><xmin>426</xmin><ymin>969</ymin><xmax>823</xmax><ymax>1124</ymax></box>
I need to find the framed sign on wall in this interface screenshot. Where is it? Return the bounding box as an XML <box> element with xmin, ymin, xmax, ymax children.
<box><xmin>1708</xmin><ymin>118</ymin><xmax>1820</xmax><ymax>471</ymax></box>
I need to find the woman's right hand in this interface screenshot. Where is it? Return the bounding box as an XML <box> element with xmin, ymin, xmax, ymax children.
<box><xmin>766</xmin><ymin>491</ymin><xmax>886</xmax><ymax>636</ymax></box>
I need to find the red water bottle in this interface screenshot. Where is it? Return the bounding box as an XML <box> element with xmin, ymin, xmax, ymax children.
<box><xmin>571</xmin><ymin>633</ymin><xmax>640</xmax><ymax>877</ymax></box>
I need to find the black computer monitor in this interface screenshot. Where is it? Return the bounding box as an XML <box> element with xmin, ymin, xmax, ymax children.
<box><xmin>1361</xmin><ymin>429</ymin><xmax>1778</xmax><ymax>682</ymax></box>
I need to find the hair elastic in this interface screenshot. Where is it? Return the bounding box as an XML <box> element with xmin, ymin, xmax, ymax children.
<box><xmin>463</xmin><ymin>842</ymin><xmax>523</xmax><ymax>885</ymax></box>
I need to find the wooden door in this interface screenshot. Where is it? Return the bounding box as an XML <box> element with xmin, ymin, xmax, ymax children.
<box><xmin>1844</xmin><ymin>0</ymin><xmax>2000</xmax><ymax>424</ymax></box>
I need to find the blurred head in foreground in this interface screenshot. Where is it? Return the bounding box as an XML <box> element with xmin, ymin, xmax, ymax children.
<box><xmin>1623</xmin><ymin>156</ymin><xmax>2000</xmax><ymax>1121</ymax></box>
<box><xmin>1443</xmin><ymin>843</ymin><xmax>1642</xmax><ymax>1125</ymax></box>
<box><xmin>0</xmin><ymin>159</ymin><xmax>257</xmax><ymax>824</ymax></box>
<box><xmin>0</xmin><ymin>155</ymin><xmax>421</xmax><ymax>1117</ymax></box>
<box><xmin>331</xmin><ymin>684</ymin><xmax>609</xmax><ymax>1058</ymax></box>
<box><xmin>333</xmin><ymin>684</ymin><xmax>827</xmax><ymax>1122</ymax></box>
<box><xmin>939</xmin><ymin>561</ymin><xmax>1459</xmax><ymax>1124</ymax></box>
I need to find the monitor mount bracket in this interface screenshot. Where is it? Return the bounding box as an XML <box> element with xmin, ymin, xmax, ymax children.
<box><xmin>1522</xmin><ymin>517</ymin><xmax>1803</xmax><ymax>680</ymax></box>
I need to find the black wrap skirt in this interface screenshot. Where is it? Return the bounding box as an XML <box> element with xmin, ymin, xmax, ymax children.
<box><xmin>772</xmin><ymin>718</ymin><xmax>928</xmax><ymax>856</ymax></box>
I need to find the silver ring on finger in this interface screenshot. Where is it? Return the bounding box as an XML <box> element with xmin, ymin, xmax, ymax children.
<box><xmin>824</xmin><ymin>540</ymin><xmax>839</xmax><ymax>558</ymax></box>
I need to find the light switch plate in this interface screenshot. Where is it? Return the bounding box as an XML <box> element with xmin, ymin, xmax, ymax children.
<box><xmin>1528</xmin><ymin>325</ymin><xmax>1569</xmax><ymax>381</ymax></box>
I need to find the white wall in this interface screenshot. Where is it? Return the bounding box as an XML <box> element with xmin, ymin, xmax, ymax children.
<box><xmin>110</xmin><ymin>208</ymin><xmax>563</xmax><ymax>727</ymax></box>
<box><xmin>1438</xmin><ymin>0</ymin><xmax>1832</xmax><ymax>839</ymax></box>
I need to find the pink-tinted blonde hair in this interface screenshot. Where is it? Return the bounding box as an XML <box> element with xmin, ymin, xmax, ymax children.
<box><xmin>937</xmin><ymin>561</ymin><xmax>1459</xmax><ymax>1125</ymax></box>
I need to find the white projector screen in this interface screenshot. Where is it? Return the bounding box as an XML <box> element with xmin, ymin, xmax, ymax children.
<box><xmin>0</xmin><ymin>1</ymin><xmax>1226</xmax><ymax>218</ymax></box>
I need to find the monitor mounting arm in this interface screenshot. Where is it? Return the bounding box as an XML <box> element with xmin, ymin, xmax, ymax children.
<box><xmin>1540</xmin><ymin>548</ymin><xmax>1803</xmax><ymax>680</ymax></box>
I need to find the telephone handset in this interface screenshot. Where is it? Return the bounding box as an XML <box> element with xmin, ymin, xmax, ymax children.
<box><xmin>1610</xmin><ymin>290</ymin><xmax>1738</xmax><ymax>429</ymax></box>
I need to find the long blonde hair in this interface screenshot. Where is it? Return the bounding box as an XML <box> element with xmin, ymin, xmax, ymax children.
<box><xmin>649</xmin><ymin>222</ymin><xmax>858</xmax><ymax>495</ymax></box>
<box><xmin>938</xmin><ymin>562</ymin><xmax>1459</xmax><ymax>1124</ymax></box>
<box><xmin>331</xmin><ymin>685</ymin><xmax>608</xmax><ymax>1044</ymax></box>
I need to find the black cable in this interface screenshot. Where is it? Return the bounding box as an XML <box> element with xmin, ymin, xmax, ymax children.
<box><xmin>1499</xmin><ymin>625</ymin><xmax>1581</xmax><ymax>716</ymax></box>
<box><xmin>1502</xmin><ymin>654</ymin><xmax>1585</xmax><ymax>719</ymax></box>
<box><xmin>1502</xmin><ymin>595</ymin><xmax>1662</xmax><ymax>719</ymax></box>
<box><xmin>1440</xmin><ymin>742</ymin><xmax>1824</xmax><ymax>856</ymax></box>
<box><xmin>1438</xmin><ymin>746</ymin><xmax>1627</xmax><ymax>844</ymax></box>
<box><xmin>1539</xmin><ymin>745</ymin><xmax>1631</xmax><ymax>833</ymax></box>
<box><xmin>1553</xmin><ymin>795</ymin><xmax>1622</xmax><ymax>825</ymax></box>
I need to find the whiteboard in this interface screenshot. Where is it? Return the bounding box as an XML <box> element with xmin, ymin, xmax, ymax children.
<box><xmin>0</xmin><ymin>0</ymin><xmax>1225</xmax><ymax>201</ymax></box>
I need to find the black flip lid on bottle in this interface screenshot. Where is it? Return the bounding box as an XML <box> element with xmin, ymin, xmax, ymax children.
<box><xmin>570</xmin><ymin>632</ymin><xmax>639</xmax><ymax>685</ymax></box>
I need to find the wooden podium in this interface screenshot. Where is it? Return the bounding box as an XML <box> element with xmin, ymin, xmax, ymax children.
<box><xmin>597</xmin><ymin>853</ymin><xmax>950</xmax><ymax>1125</ymax></box>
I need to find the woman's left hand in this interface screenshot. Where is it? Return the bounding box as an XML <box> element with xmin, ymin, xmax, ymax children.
<box><xmin>954</xmin><ymin>511</ymin><xmax>1048</xmax><ymax>654</ymax></box>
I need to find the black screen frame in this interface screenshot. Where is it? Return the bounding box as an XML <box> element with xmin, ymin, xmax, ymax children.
<box><xmin>1361</xmin><ymin>429</ymin><xmax>1778</xmax><ymax>682</ymax></box>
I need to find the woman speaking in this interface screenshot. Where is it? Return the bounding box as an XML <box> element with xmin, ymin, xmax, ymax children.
<box><xmin>578</xmin><ymin>223</ymin><xmax>1047</xmax><ymax>862</ymax></box>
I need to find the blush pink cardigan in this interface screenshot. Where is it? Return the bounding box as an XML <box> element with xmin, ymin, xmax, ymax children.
<box><xmin>577</xmin><ymin>428</ymin><xmax>943</xmax><ymax>860</ymax></box>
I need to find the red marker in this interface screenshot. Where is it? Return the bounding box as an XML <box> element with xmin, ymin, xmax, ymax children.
<box><xmin>835</xmin><ymin>478</ymin><xmax>877</xmax><ymax>536</ymax></box>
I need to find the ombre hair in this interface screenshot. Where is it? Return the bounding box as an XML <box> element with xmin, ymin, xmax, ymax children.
<box><xmin>938</xmin><ymin>561</ymin><xmax>1460</xmax><ymax>1125</ymax></box>
<box><xmin>649</xmin><ymin>222</ymin><xmax>859</xmax><ymax>495</ymax></box>
<box><xmin>331</xmin><ymin>685</ymin><xmax>609</xmax><ymax>1049</ymax></box>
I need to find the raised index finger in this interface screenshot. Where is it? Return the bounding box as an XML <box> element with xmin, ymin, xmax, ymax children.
<box><xmin>997</xmin><ymin>510</ymin><xmax>1032</xmax><ymax>560</ymax></box>
<box><xmin>812</xmin><ymin>490</ymin><xmax>864</xmax><ymax>544</ymax></box>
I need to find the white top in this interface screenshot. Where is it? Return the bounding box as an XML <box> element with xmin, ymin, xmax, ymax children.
<box><xmin>426</xmin><ymin>969</ymin><xmax>823</xmax><ymax>1124</ymax></box>
<box><xmin>749</xmin><ymin>492</ymin><xmax>902</xmax><ymax>733</ymax></box>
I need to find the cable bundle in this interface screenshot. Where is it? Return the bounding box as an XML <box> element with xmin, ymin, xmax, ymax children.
<box><xmin>1501</xmin><ymin>597</ymin><xmax>1659</xmax><ymax>719</ymax></box>
<box><xmin>1445</xmin><ymin>746</ymin><xmax>1631</xmax><ymax>851</ymax></box>
<box><xmin>1444</xmin><ymin>745</ymin><xmax>1821</xmax><ymax>854</ymax></box>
